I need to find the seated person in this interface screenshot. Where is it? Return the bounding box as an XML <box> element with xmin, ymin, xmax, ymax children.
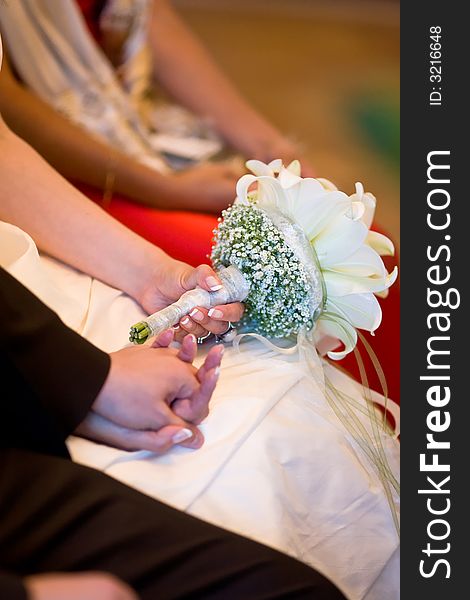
<box><xmin>0</xmin><ymin>36</ymin><xmax>344</xmax><ymax>599</ymax></box>
<box><xmin>0</xmin><ymin>0</ymin><xmax>311</xmax><ymax>266</ymax></box>
<box><xmin>0</xmin><ymin>47</ymin><xmax>399</xmax><ymax>600</ymax></box>
<box><xmin>0</xmin><ymin>269</ymin><xmax>344</xmax><ymax>600</ymax></box>
<box><xmin>0</xmin><ymin>0</ymin><xmax>400</xmax><ymax>403</ymax></box>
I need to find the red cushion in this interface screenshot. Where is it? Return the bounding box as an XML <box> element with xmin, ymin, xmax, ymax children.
<box><xmin>74</xmin><ymin>183</ymin><xmax>217</xmax><ymax>267</ymax></box>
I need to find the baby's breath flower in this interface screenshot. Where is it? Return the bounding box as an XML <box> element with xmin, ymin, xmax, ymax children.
<box><xmin>211</xmin><ymin>204</ymin><xmax>313</xmax><ymax>338</ymax></box>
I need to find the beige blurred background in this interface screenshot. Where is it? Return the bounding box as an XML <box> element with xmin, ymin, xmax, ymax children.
<box><xmin>175</xmin><ymin>0</ymin><xmax>400</xmax><ymax>248</ymax></box>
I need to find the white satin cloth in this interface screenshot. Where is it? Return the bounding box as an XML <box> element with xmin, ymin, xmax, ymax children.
<box><xmin>0</xmin><ymin>220</ymin><xmax>399</xmax><ymax>600</ymax></box>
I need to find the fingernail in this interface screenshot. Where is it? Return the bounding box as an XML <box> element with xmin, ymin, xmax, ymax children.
<box><xmin>206</xmin><ymin>276</ymin><xmax>223</xmax><ymax>291</ymax></box>
<box><xmin>187</xmin><ymin>333</ymin><xmax>196</xmax><ymax>344</ymax></box>
<box><xmin>172</xmin><ymin>428</ymin><xmax>193</xmax><ymax>444</ymax></box>
<box><xmin>181</xmin><ymin>317</ymin><xmax>192</xmax><ymax>329</ymax></box>
<box><xmin>190</xmin><ymin>309</ymin><xmax>204</xmax><ymax>322</ymax></box>
<box><xmin>208</xmin><ymin>308</ymin><xmax>223</xmax><ymax>319</ymax></box>
<box><xmin>173</xmin><ymin>324</ymin><xmax>180</xmax><ymax>330</ymax></box>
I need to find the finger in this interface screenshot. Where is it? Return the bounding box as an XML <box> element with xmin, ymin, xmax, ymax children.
<box><xmin>150</xmin><ymin>328</ymin><xmax>174</xmax><ymax>348</ymax></box>
<box><xmin>174</xmin><ymin>366</ymin><xmax>220</xmax><ymax>425</ymax></box>
<box><xmin>220</xmin><ymin>156</ymin><xmax>245</xmax><ymax>178</ymax></box>
<box><xmin>177</xmin><ymin>333</ymin><xmax>197</xmax><ymax>363</ymax></box>
<box><xmin>197</xmin><ymin>344</ymin><xmax>224</xmax><ymax>381</ymax></box>
<box><xmin>207</xmin><ymin>302</ymin><xmax>245</xmax><ymax>323</ymax></box>
<box><xmin>299</xmin><ymin>159</ymin><xmax>316</xmax><ymax>178</ymax></box>
<box><xmin>187</xmin><ymin>307</ymin><xmax>234</xmax><ymax>336</ymax></box>
<box><xmin>172</xmin><ymin>324</ymin><xmax>204</xmax><ymax>346</ymax></box>
<box><xmin>171</xmin><ymin>324</ymin><xmax>185</xmax><ymax>344</ymax></box>
<box><xmin>171</xmin><ymin>424</ymin><xmax>205</xmax><ymax>449</ymax></box>
<box><xmin>171</xmin><ymin>397</ymin><xmax>209</xmax><ymax>425</ymax></box>
<box><xmin>173</xmin><ymin>365</ymin><xmax>200</xmax><ymax>401</ymax></box>
<box><xmin>196</xmin><ymin>345</ymin><xmax>224</xmax><ymax>386</ymax></box>
<box><xmin>179</xmin><ymin>263</ymin><xmax>223</xmax><ymax>294</ymax></box>
<box><xmin>222</xmin><ymin>166</ymin><xmax>243</xmax><ymax>180</ymax></box>
<box><xmin>131</xmin><ymin>424</ymin><xmax>204</xmax><ymax>452</ymax></box>
<box><xmin>179</xmin><ymin>315</ymin><xmax>210</xmax><ymax>339</ymax></box>
<box><xmin>172</xmin><ymin>324</ymin><xmax>189</xmax><ymax>345</ymax></box>
<box><xmin>196</xmin><ymin>264</ymin><xmax>223</xmax><ymax>292</ymax></box>
<box><xmin>75</xmin><ymin>412</ymin><xmax>192</xmax><ymax>453</ymax></box>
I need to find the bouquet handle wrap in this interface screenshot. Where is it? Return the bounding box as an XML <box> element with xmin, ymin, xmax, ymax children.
<box><xmin>130</xmin><ymin>265</ymin><xmax>250</xmax><ymax>343</ymax></box>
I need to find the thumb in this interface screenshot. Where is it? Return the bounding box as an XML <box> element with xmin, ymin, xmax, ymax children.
<box><xmin>192</xmin><ymin>264</ymin><xmax>223</xmax><ymax>293</ymax></box>
<box><xmin>150</xmin><ymin>328</ymin><xmax>174</xmax><ymax>348</ymax></box>
<box><xmin>122</xmin><ymin>425</ymin><xmax>203</xmax><ymax>453</ymax></box>
<box><xmin>76</xmin><ymin>413</ymin><xmax>203</xmax><ymax>453</ymax></box>
<box><xmin>141</xmin><ymin>425</ymin><xmax>204</xmax><ymax>451</ymax></box>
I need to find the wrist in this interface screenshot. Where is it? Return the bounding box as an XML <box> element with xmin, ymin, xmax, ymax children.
<box><xmin>114</xmin><ymin>157</ymin><xmax>174</xmax><ymax>209</ymax></box>
<box><xmin>131</xmin><ymin>247</ymin><xmax>175</xmax><ymax>309</ymax></box>
<box><xmin>250</xmin><ymin>132</ymin><xmax>296</xmax><ymax>163</ymax></box>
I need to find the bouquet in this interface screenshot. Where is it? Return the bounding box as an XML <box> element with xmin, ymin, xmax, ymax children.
<box><xmin>130</xmin><ymin>159</ymin><xmax>400</xmax><ymax>532</ymax></box>
<box><xmin>131</xmin><ymin>159</ymin><xmax>397</xmax><ymax>361</ymax></box>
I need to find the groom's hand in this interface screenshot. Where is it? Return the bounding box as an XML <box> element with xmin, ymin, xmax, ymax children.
<box><xmin>76</xmin><ymin>332</ymin><xmax>223</xmax><ymax>452</ymax></box>
<box><xmin>25</xmin><ymin>572</ymin><xmax>138</xmax><ymax>600</ymax></box>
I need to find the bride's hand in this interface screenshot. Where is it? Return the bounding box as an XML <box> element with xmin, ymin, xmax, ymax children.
<box><xmin>169</xmin><ymin>160</ymin><xmax>244</xmax><ymax>214</ymax></box>
<box><xmin>255</xmin><ymin>136</ymin><xmax>316</xmax><ymax>178</ymax></box>
<box><xmin>139</xmin><ymin>259</ymin><xmax>244</xmax><ymax>341</ymax></box>
<box><xmin>77</xmin><ymin>332</ymin><xmax>224</xmax><ymax>452</ymax></box>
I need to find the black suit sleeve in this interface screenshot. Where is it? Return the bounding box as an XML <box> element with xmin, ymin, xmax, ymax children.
<box><xmin>0</xmin><ymin>267</ymin><xmax>110</xmax><ymax>456</ymax></box>
<box><xmin>0</xmin><ymin>572</ymin><xmax>27</xmax><ymax>600</ymax></box>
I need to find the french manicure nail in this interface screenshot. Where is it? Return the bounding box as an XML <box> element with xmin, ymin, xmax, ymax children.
<box><xmin>181</xmin><ymin>317</ymin><xmax>192</xmax><ymax>328</ymax></box>
<box><xmin>172</xmin><ymin>428</ymin><xmax>193</xmax><ymax>444</ymax></box>
<box><xmin>206</xmin><ymin>276</ymin><xmax>223</xmax><ymax>291</ymax></box>
<box><xmin>208</xmin><ymin>308</ymin><xmax>223</xmax><ymax>319</ymax></box>
<box><xmin>190</xmin><ymin>309</ymin><xmax>204</xmax><ymax>322</ymax></box>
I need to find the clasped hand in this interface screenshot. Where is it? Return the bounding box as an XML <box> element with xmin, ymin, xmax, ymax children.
<box><xmin>76</xmin><ymin>260</ymin><xmax>244</xmax><ymax>454</ymax></box>
<box><xmin>76</xmin><ymin>330</ymin><xmax>223</xmax><ymax>453</ymax></box>
<box><xmin>138</xmin><ymin>260</ymin><xmax>245</xmax><ymax>343</ymax></box>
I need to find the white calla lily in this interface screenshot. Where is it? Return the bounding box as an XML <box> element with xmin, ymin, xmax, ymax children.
<box><xmin>345</xmin><ymin>201</ymin><xmax>366</xmax><ymax>221</ymax></box>
<box><xmin>323</xmin><ymin>266</ymin><xmax>397</xmax><ymax>297</ymax></box>
<box><xmin>375</xmin><ymin>288</ymin><xmax>390</xmax><ymax>299</ymax></box>
<box><xmin>313</xmin><ymin>215</ymin><xmax>368</xmax><ymax>266</ymax></box>
<box><xmin>317</xmin><ymin>177</ymin><xmax>338</xmax><ymax>191</ymax></box>
<box><xmin>329</xmin><ymin>246</ymin><xmax>388</xmax><ymax>277</ymax></box>
<box><xmin>238</xmin><ymin>159</ymin><xmax>398</xmax><ymax>359</ymax></box>
<box><xmin>286</xmin><ymin>159</ymin><xmax>302</xmax><ymax>176</ymax></box>
<box><xmin>350</xmin><ymin>181</ymin><xmax>377</xmax><ymax>228</ymax></box>
<box><xmin>328</xmin><ymin>293</ymin><xmax>383</xmax><ymax>333</ymax></box>
<box><xmin>268</xmin><ymin>158</ymin><xmax>283</xmax><ymax>173</ymax></box>
<box><xmin>314</xmin><ymin>314</ymin><xmax>358</xmax><ymax>360</ymax></box>
<box><xmin>291</xmin><ymin>190</ymin><xmax>351</xmax><ymax>240</ymax></box>
<box><xmin>246</xmin><ymin>159</ymin><xmax>282</xmax><ymax>177</ymax></box>
<box><xmin>278</xmin><ymin>163</ymin><xmax>302</xmax><ymax>188</ymax></box>
<box><xmin>366</xmin><ymin>230</ymin><xmax>395</xmax><ymax>256</ymax></box>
